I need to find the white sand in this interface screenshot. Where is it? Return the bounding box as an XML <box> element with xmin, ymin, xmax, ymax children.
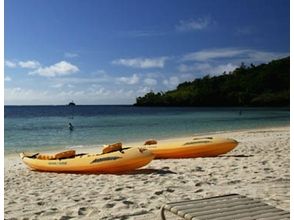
<box><xmin>4</xmin><ymin>126</ymin><xmax>290</xmax><ymax>220</ymax></box>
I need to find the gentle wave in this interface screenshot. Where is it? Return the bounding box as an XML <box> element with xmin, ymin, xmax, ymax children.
<box><xmin>4</xmin><ymin>106</ymin><xmax>289</xmax><ymax>154</ymax></box>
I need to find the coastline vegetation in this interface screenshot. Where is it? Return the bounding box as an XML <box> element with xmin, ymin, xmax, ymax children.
<box><xmin>134</xmin><ymin>57</ymin><xmax>290</xmax><ymax>107</ymax></box>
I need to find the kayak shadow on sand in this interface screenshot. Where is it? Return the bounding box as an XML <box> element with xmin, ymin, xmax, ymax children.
<box><xmin>121</xmin><ymin>168</ymin><xmax>176</xmax><ymax>175</ymax></box>
<box><xmin>30</xmin><ymin>168</ymin><xmax>176</xmax><ymax>175</ymax></box>
<box><xmin>218</xmin><ymin>154</ymin><xmax>253</xmax><ymax>158</ymax></box>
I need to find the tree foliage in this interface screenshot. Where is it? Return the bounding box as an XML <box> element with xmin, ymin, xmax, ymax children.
<box><xmin>135</xmin><ymin>57</ymin><xmax>290</xmax><ymax>107</ymax></box>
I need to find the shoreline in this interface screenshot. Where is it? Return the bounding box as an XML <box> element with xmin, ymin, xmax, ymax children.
<box><xmin>4</xmin><ymin>124</ymin><xmax>289</xmax><ymax>156</ymax></box>
<box><xmin>5</xmin><ymin>125</ymin><xmax>290</xmax><ymax>219</ymax></box>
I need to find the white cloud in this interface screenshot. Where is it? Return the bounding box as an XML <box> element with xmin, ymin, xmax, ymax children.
<box><xmin>51</xmin><ymin>83</ymin><xmax>64</xmax><ymax>88</ymax></box>
<box><xmin>116</xmin><ymin>74</ymin><xmax>140</xmax><ymax>85</ymax></box>
<box><xmin>182</xmin><ymin>48</ymin><xmax>244</xmax><ymax>62</ymax></box>
<box><xmin>64</xmin><ymin>52</ymin><xmax>79</xmax><ymax>58</ymax></box>
<box><xmin>212</xmin><ymin>63</ymin><xmax>238</xmax><ymax>75</ymax></box>
<box><xmin>163</xmin><ymin>76</ymin><xmax>180</xmax><ymax>88</ymax></box>
<box><xmin>145</xmin><ymin>72</ymin><xmax>161</xmax><ymax>78</ymax></box>
<box><xmin>112</xmin><ymin>57</ymin><xmax>168</xmax><ymax>69</ymax></box>
<box><xmin>176</xmin><ymin>17</ymin><xmax>211</xmax><ymax>32</ymax></box>
<box><xmin>18</xmin><ymin>60</ymin><xmax>40</xmax><ymax>69</ymax></box>
<box><xmin>178</xmin><ymin>64</ymin><xmax>194</xmax><ymax>73</ymax></box>
<box><xmin>178</xmin><ymin>48</ymin><xmax>288</xmax><ymax>78</ymax></box>
<box><xmin>137</xmin><ymin>86</ymin><xmax>152</xmax><ymax>94</ymax></box>
<box><xmin>5</xmin><ymin>60</ymin><xmax>17</xmax><ymax>68</ymax></box>
<box><xmin>246</xmin><ymin>51</ymin><xmax>288</xmax><ymax>63</ymax></box>
<box><xmin>178</xmin><ymin>62</ymin><xmax>238</xmax><ymax>75</ymax></box>
<box><xmin>6</xmin><ymin>59</ymin><xmax>40</xmax><ymax>69</ymax></box>
<box><xmin>144</xmin><ymin>78</ymin><xmax>157</xmax><ymax>86</ymax></box>
<box><xmin>4</xmin><ymin>86</ymin><xmax>137</xmax><ymax>105</ymax></box>
<box><xmin>180</xmin><ymin>73</ymin><xmax>195</xmax><ymax>81</ymax></box>
<box><xmin>94</xmin><ymin>87</ymin><xmax>109</xmax><ymax>96</ymax></box>
<box><xmin>53</xmin><ymin>76</ymin><xmax>111</xmax><ymax>85</ymax></box>
<box><xmin>5</xmin><ymin>87</ymin><xmax>49</xmax><ymax>104</ymax></box>
<box><xmin>30</xmin><ymin>61</ymin><xmax>79</xmax><ymax>77</ymax></box>
<box><xmin>4</xmin><ymin>76</ymin><xmax>12</xmax><ymax>82</ymax></box>
<box><xmin>182</xmin><ymin>48</ymin><xmax>288</xmax><ymax>63</ymax></box>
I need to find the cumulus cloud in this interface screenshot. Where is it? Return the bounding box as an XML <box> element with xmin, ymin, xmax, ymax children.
<box><xmin>144</xmin><ymin>78</ymin><xmax>157</xmax><ymax>86</ymax></box>
<box><xmin>137</xmin><ymin>86</ymin><xmax>152</xmax><ymax>94</ymax></box>
<box><xmin>18</xmin><ymin>60</ymin><xmax>40</xmax><ymax>69</ymax></box>
<box><xmin>112</xmin><ymin>57</ymin><xmax>168</xmax><ymax>69</ymax></box>
<box><xmin>176</xmin><ymin>17</ymin><xmax>211</xmax><ymax>32</ymax></box>
<box><xmin>163</xmin><ymin>76</ymin><xmax>180</xmax><ymax>88</ymax></box>
<box><xmin>116</xmin><ymin>74</ymin><xmax>140</xmax><ymax>85</ymax></box>
<box><xmin>30</xmin><ymin>61</ymin><xmax>79</xmax><ymax>77</ymax></box>
<box><xmin>5</xmin><ymin>60</ymin><xmax>17</xmax><ymax>68</ymax></box>
<box><xmin>6</xmin><ymin>59</ymin><xmax>40</xmax><ymax>69</ymax></box>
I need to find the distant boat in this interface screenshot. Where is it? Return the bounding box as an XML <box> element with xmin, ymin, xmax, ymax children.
<box><xmin>67</xmin><ymin>101</ymin><xmax>76</xmax><ymax>106</ymax></box>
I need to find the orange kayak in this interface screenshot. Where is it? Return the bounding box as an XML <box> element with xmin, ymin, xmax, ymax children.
<box><xmin>143</xmin><ymin>137</ymin><xmax>238</xmax><ymax>159</ymax></box>
<box><xmin>20</xmin><ymin>147</ymin><xmax>154</xmax><ymax>173</ymax></box>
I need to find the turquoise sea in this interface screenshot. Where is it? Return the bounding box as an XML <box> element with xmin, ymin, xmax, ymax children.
<box><xmin>4</xmin><ymin>106</ymin><xmax>289</xmax><ymax>154</ymax></box>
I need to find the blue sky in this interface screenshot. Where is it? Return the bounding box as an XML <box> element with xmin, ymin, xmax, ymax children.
<box><xmin>4</xmin><ymin>0</ymin><xmax>290</xmax><ymax>105</ymax></box>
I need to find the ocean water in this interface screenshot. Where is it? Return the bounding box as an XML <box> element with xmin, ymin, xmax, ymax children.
<box><xmin>4</xmin><ymin>106</ymin><xmax>289</xmax><ymax>154</ymax></box>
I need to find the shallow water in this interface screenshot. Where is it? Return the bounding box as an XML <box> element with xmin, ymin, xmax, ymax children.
<box><xmin>4</xmin><ymin>105</ymin><xmax>289</xmax><ymax>154</ymax></box>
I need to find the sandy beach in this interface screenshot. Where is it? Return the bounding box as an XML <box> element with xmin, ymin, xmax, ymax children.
<box><xmin>4</xmin><ymin>126</ymin><xmax>290</xmax><ymax>220</ymax></box>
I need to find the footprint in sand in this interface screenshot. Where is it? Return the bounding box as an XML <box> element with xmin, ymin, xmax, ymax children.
<box><xmin>195</xmin><ymin>182</ymin><xmax>202</xmax><ymax>187</ymax></box>
<box><xmin>115</xmin><ymin>187</ymin><xmax>123</xmax><ymax>191</ymax></box>
<box><xmin>104</xmin><ymin>203</ymin><xmax>116</xmax><ymax>208</ymax></box>
<box><xmin>78</xmin><ymin>207</ymin><xmax>88</xmax><ymax>215</ymax></box>
<box><xmin>154</xmin><ymin>190</ymin><xmax>164</xmax><ymax>195</ymax></box>
<box><xmin>122</xmin><ymin>200</ymin><xmax>134</xmax><ymax>205</ymax></box>
<box><xmin>60</xmin><ymin>216</ymin><xmax>74</xmax><ymax>220</ymax></box>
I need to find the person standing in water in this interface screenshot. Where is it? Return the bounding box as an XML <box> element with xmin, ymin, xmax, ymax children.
<box><xmin>68</xmin><ymin>122</ymin><xmax>74</xmax><ymax>131</ymax></box>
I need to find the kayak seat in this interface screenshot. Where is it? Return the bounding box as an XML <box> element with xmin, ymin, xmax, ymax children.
<box><xmin>103</xmin><ymin>142</ymin><xmax>123</xmax><ymax>154</ymax></box>
<box><xmin>55</xmin><ymin>150</ymin><xmax>76</xmax><ymax>159</ymax></box>
<box><xmin>37</xmin><ymin>150</ymin><xmax>76</xmax><ymax>160</ymax></box>
<box><xmin>144</xmin><ymin>139</ymin><xmax>157</xmax><ymax>145</ymax></box>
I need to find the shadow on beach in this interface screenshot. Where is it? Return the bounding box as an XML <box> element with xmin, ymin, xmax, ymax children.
<box><xmin>30</xmin><ymin>168</ymin><xmax>176</xmax><ymax>175</ymax></box>
<box><xmin>218</xmin><ymin>154</ymin><xmax>253</xmax><ymax>158</ymax></box>
<box><xmin>121</xmin><ymin>168</ymin><xmax>176</xmax><ymax>175</ymax></box>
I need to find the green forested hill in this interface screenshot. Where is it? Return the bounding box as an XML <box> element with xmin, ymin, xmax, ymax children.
<box><xmin>135</xmin><ymin>57</ymin><xmax>290</xmax><ymax>107</ymax></box>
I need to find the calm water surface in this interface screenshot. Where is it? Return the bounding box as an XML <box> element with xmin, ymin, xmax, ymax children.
<box><xmin>4</xmin><ymin>105</ymin><xmax>289</xmax><ymax>154</ymax></box>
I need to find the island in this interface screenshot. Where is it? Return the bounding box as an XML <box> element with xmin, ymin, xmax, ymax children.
<box><xmin>134</xmin><ymin>57</ymin><xmax>290</xmax><ymax>107</ymax></box>
<box><xmin>67</xmin><ymin>101</ymin><xmax>76</xmax><ymax>106</ymax></box>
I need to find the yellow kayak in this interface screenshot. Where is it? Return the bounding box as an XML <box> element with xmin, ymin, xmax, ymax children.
<box><xmin>20</xmin><ymin>147</ymin><xmax>154</xmax><ymax>173</ymax></box>
<box><xmin>143</xmin><ymin>137</ymin><xmax>238</xmax><ymax>159</ymax></box>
